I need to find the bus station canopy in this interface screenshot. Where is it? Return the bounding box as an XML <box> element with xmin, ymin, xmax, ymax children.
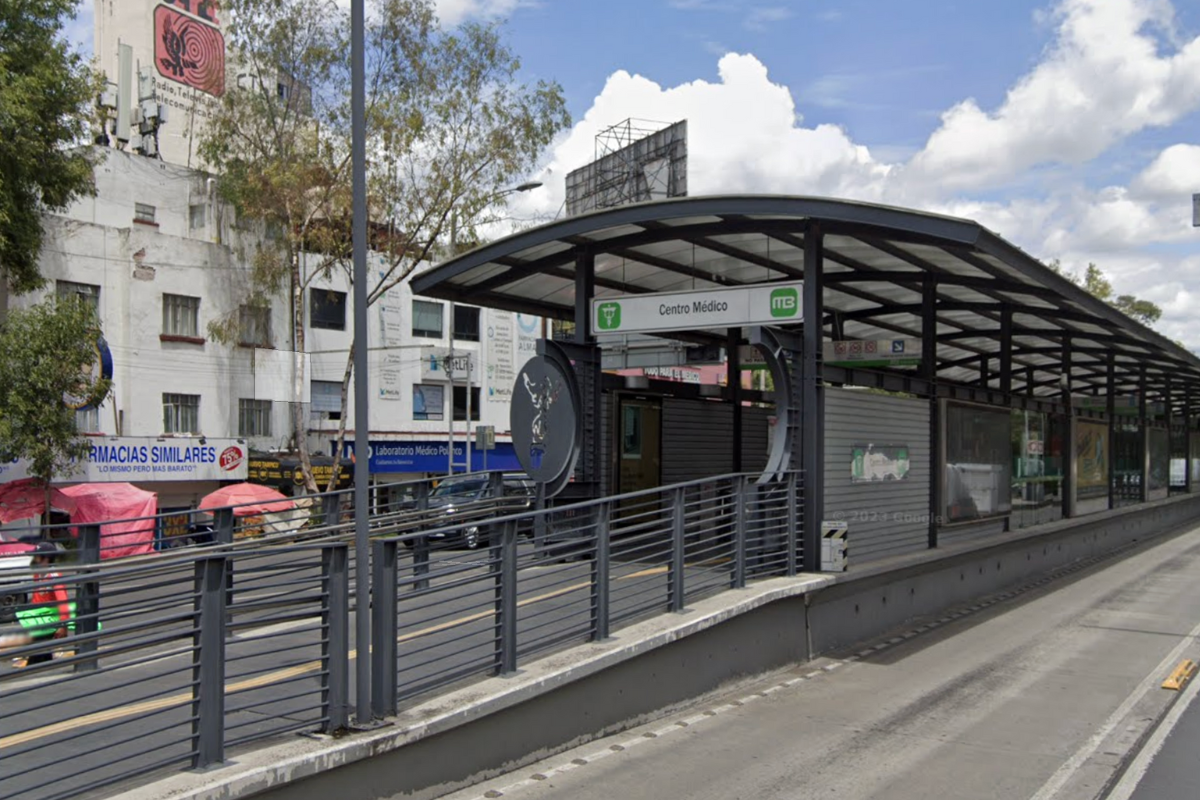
<box><xmin>411</xmin><ymin>195</ymin><xmax>1200</xmax><ymax>403</ymax></box>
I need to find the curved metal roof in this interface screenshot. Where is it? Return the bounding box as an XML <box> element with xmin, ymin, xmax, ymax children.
<box><xmin>412</xmin><ymin>195</ymin><xmax>1200</xmax><ymax>401</ymax></box>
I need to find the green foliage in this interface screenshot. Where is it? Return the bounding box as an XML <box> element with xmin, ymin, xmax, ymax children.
<box><xmin>0</xmin><ymin>296</ymin><xmax>108</xmax><ymax>483</ymax></box>
<box><xmin>1046</xmin><ymin>259</ymin><xmax>1163</xmax><ymax>328</ymax></box>
<box><xmin>199</xmin><ymin>0</ymin><xmax>569</xmax><ymax>488</ymax></box>
<box><xmin>0</xmin><ymin>0</ymin><xmax>100</xmax><ymax>292</ymax></box>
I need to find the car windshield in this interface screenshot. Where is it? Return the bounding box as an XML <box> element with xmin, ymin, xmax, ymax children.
<box><xmin>430</xmin><ymin>477</ymin><xmax>489</xmax><ymax>498</ymax></box>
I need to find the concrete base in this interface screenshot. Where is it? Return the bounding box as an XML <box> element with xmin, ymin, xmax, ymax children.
<box><xmin>120</xmin><ymin>493</ymin><xmax>1200</xmax><ymax>800</ymax></box>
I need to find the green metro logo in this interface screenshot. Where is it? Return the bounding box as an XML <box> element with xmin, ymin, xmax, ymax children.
<box><xmin>769</xmin><ymin>287</ymin><xmax>799</xmax><ymax>318</ymax></box>
<box><xmin>598</xmin><ymin>302</ymin><xmax>622</xmax><ymax>330</ymax></box>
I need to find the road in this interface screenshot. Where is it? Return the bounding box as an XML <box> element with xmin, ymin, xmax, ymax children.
<box><xmin>438</xmin><ymin>524</ymin><xmax>1200</xmax><ymax>800</ymax></box>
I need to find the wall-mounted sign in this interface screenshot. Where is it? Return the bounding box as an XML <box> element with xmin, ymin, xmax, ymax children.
<box><xmin>825</xmin><ymin>339</ymin><xmax>922</xmax><ymax>368</ymax></box>
<box><xmin>851</xmin><ymin>444</ymin><xmax>911</xmax><ymax>482</ymax></box>
<box><xmin>154</xmin><ymin>3</ymin><xmax>226</xmax><ymax>97</ymax></box>
<box><xmin>340</xmin><ymin>439</ymin><xmax>519</xmax><ymax>474</ymax></box>
<box><xmin>64</xmin><ymin>335</ymin><xmax>115</xmax><ymax>411</ymax></box>
<box><xmin>421</xmin><ymin>347</ymin><xmax>472</xmax><ymax>381</ymax></box>
<box><xmin>592</xmin><ymin>282</ymin><xmax>803</xmax><ymax>335</ymax></box>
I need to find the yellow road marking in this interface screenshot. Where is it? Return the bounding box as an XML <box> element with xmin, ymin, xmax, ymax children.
<box><xmin>1162</xmin><ymin>659</ymin><xmax>1197</xmax><ymax>691</ymax></box>
<box><xmin>4</xmin><ymin>564</ymin><xmax>678</xmax><ymax>749</ymax></box>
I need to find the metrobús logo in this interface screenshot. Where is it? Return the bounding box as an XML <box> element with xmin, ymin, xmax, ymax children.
<box><xmin>220</xmin><ymin>446</ymin><xmax>245</xmax><ymax>472</ymax></box>
<box><xmin>769</xmin><ymin>287</ymin><xmax>799</xmax><ymax>318</ymax></box>
<box><xmin>597</xmin><ymin>302</ymin><xmax>622</xmax><ymax>331</ymax></box>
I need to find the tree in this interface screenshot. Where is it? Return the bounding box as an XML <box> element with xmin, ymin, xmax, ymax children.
<box><xmin>0</xmin><ymin>0</ymin><xmax>99</xmax><ymax>292</ymax></box>
<box><xmin>1047</xmin><ymin>261</ymin><xmax>1163</xmax><ymax>327</ymax></box>
<box><xmin>0</xmin><ymin>296</ymin><xmax>109</xmax><ymax>486</ymax></box>
<box><xmin>201</xmin><ymin>0</ymin><xmax>569</xmax><ymax>490</ymax></box>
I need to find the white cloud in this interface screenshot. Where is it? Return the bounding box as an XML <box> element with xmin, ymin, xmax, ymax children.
<box><xmin>434</xmin><ymin>0</ymin><xmax>527</xmax><ymax>25</ymax></box>
<box><xmin>511</xmin><ymin>0</ymin><xmax>1200</xmax><ymax>347</ymax></box>
<box><xmin>904</xmin><ymin>0</ymin><xmax>1200</xmax><ymax>191</ymax></box>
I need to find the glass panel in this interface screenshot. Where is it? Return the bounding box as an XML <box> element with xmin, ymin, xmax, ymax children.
<box><xmin>1075</xmin><ymin>420</ymin><xmax>1110</xmax><ymax>509</ymax></box>
<box><xmin>1010</xmin><ymin>410</ymin><xmax>1064</xmax><ymax>529</ymax></box>
<box><xmin>1148</xmin><ymin>427</ymin><xmax>1169</xmax><ymax>499</ymax></box>
<box><xmin>310</xmin><ymin>289</ymin><xmax>346</xmax><ymax>330</ymax></box>
<box><xmin>1112</xmin><ymin>420</ymin><xmax>1142</xmax><ymax>507</ymax></box>
<box><xmin>412</xmin><ymin>300</ymin><xmax>443</xmax><ymax>338</ymax></box>
<box><xmin>944</xmin><ymin>404</ymin><xmax>1012</xmax><ymax>523</ymax></box>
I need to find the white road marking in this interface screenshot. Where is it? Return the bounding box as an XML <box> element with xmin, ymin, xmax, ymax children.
<box><xmin>1027</xmin><ymin>616</ymin><xmax>1200</xmax><ymax>800</ymax></box>
<box><xmin>1104</xmin><ymin>662</ymin><xmax>1200</xmax><ymax>800</ymax></box>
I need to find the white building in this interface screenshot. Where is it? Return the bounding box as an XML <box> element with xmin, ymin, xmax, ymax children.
<box><xmin>2</xmin><ymin>147</ymin><xmax>536</xmax><ymax>511</ymax></box>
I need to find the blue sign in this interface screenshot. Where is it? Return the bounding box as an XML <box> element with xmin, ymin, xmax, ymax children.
<box><xmin>339</xmin><ymin>440</ymin><xmax>521</xmax><ymax>474</ymax></box>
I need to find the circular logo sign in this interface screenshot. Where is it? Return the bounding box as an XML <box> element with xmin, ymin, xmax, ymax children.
<box><xmin>220</xmin><ymin>446</ymin><xmax>245</xmax><ymax>472</ymax></box>
<box><xmin>64</xmin><ymin>334</ymin><xmax>115</xmax><ymax>411</ymax></box>
<box><xmin>511</xmin><ymin>356</ymin><xmax>578</xmax><ymax>484</ymax></box>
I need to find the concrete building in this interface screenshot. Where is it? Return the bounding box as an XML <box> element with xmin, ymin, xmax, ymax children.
<box><xmin>1</xmin><ymin>147</ymin><xmax>533</xmax><ymax>515</ymax></box>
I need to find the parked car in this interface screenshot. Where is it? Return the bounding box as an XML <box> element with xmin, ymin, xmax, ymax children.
<box><xmin>415</xmin><ymin>474</ymin><xmax>535</xmax><ymax>549</ymax></box>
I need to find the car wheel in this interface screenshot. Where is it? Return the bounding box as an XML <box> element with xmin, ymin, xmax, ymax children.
<box><xmin>0</xmin><ymin>591</ymin><xmax>25</xmax><ymax>623</ymax></box>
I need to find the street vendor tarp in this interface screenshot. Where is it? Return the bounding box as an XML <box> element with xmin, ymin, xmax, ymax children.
<box><xmin>0</xmin><ymin>479</ymin><xmax>53</xmax><ymax>525</ymax></box>
<box><xmin>54</xmin><ymin>483</ymin><xmax>157</xmax><ymax>560</ymax></box>
<box><xmin>199</xmin><ymin>482</ymin><xmax>295</xmax><ymax>517</ymax></box>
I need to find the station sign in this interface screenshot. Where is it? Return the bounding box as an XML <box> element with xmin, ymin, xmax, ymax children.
<box><xmin>592</xmin><ymin>282</ymin><xmax>803</xmax><ymax>335</ymax></box>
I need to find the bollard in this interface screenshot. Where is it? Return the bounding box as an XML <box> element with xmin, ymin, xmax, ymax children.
<box><xmin>732</xmin><ymin>478</ymin><xmax>748</xmax><ymax>589</ymax></box>
<box><xmin>669</xmin><ymin>487</ymin><xmax>686</xmax><ymax>612</ymax></box>
<box><xmin>493</xmin><ymin>520</ymin><xmax>519</xmax><ymax>675</ymax></box>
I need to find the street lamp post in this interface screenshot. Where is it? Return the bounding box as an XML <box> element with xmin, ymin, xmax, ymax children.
<box><xmin>446</xmin><ymin>181</ymin><xmax>543</xmax><ymax>475</ymax></box>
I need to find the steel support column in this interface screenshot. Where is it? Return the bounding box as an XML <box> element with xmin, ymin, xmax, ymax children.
<box><xmin>921</xmin><ymin>275</ymin><xmax>939</xmax><ymax>548</ymax></box>
<box><xmin>1140</xmin><ymin>365</ymin><xmax>1149</xmax><ymax>503</ymax></box>
<box><xmin>1107</xmin><ymin>352</ymin><xmax>1116</xmax><ymax>510</ymax></box>
<box><xmin>1187</xmin><ymin>385</ymin><xmax>1194</xmax><ymax>491</ymax></box>
<box><xmin>801</xmin><ymin>224</ymin><xmax>825</xmax><ymax>571</ymax></box>
<box><xmin>1062</xmin><ymin>336</ymin><xmax>1074</xmax><ymax>518</ymax></box>
<box><xmin>999</xmin><ymin>306</ymin><xmax>1013</xmax><ymax>398</ymax></box>
<box><xmin>729</xmin><ymin>327</ymin><xmax>743</xmax><ymax>473</ymax></box>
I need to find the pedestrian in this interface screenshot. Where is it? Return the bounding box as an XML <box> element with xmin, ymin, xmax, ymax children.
<box><xmin>11</xmin><ymin>542</ymin><xmax>72</xmax><ymax>669</ymax></box>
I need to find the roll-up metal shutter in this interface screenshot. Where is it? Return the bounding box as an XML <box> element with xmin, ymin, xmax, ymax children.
<box><xmin>824</xmin><ymin>388</ymin><xmax>931</xmax><ymax>563</ymax></box>
<box><xmin>662</xmin><ymin>398</ymin><xmax>734</xmax><ymax>485</ymax></box>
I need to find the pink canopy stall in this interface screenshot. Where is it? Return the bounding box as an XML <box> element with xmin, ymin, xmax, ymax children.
<box><xmin>54</xmin><ymin>483</ymin><xmax>158</xmax><ymax>559</ymax></box>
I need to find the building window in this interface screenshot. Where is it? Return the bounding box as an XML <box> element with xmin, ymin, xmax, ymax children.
<box><xmin>413</xmin><ymin>384</ymin><xmax>444</xmax><ymax>421</ymax></box>
<box><xmin>412</xmin><ymin>300</ymin><xmax>443</xmax><ymax>338</ymax></box>
<box><xmin>452</xmin><ymin>385</ymin><xmax>480</xmax><ymax>422</ymax></box>
<box><xmin>452</xmin><ymin>306</ymin><xmax>480</xmax><ymax>341</ymax></box>
<box><xmin>75</xmin><ymin>407</ymin><xmax>101</xmax><ymax>434</ymax></box>
<box><xmin>56</xmin><ymin>280</ymin><xmax>100</xmax><ymax>313</ymax></box>
<box><xmin>238</xmin><ymin>399</ymin><xmax>272</xmax><ymax>437</ymax></box>
<box><xmin>189</xmin><ymin>204</ymin><xmax>207</xmax><ymax>230</ymax></box>
<box><xmin>134</xmin><ymin>202</ymin><xmax>157</xmax><ymax>224</ymax></box>
<box><xmin>310</xmin><ymin>289</ymin><xmax>346</xmax><ymax>330</ymax></box>
<box><xmin>163</xmin><ymin>393</ymin><xmax>200</xmax><ymax>434</ymax></box>
<box><xmin>310</xmin><ymin>379</ymin><xmax>342</xmax><ymax>423</ymax></box>
<box><xmin>239</xmin><ymin>305</ymin><xmax>271</xmax><ymax>347</ymax></box>
<box><xmin>162</xmin><ymin>294</ymin><xmax>200</xmax><ymax>338</ymax></box>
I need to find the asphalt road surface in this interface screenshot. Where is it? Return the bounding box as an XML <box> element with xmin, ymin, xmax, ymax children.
<box><xmin>437</xmin><ymin>524</ymin><xmax>1200</xmax><ymax>800</ymax></box>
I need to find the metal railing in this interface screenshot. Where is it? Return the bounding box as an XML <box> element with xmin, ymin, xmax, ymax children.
<box><xmin>0</xmin><ymin>471</ymin><xmax>802</xmax><ymax>800</ymax></box>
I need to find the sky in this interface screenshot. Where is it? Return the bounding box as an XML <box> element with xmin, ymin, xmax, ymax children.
<box><xmin>67</xmin><ymin>0</ymin><xmax>1200</xmax><ymax>347</ymax></box>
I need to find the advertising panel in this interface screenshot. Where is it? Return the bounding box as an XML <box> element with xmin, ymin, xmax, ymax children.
<box><xmin>486</xmin><ymin>312</ymin><xmax>516</xmax><ymax>404</ymax></box>
<box><xmin>1075</xmin><ymin>420</ymin><xmax>1109</xmax><ymax>499</ymax></box>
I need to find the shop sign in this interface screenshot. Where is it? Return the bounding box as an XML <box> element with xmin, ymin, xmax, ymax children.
<box><xmin>340</xmin><ymin>439</ymin><xmax>521</xmax><ymax>474</ymax></box>
<box><xmin>592</xmin><ymin>282</ymin><xmax>803</xmax><ymax>335</ymax></box>
<box><xmin>0</xmin><ymin>437</ymin><xmax>250</xmax><ymax>483</ymax></box>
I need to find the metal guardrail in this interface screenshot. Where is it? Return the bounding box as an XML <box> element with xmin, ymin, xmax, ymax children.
<box><xmin>0</xmin><ymin>471</ymin><xmax>802</xmax><ymax>800</ymax></box>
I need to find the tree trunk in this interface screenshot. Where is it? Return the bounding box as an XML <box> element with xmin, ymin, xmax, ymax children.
<box><xmin>292</xmin><ymin>250</ymin><xmax>319</xmax><ymax>493</ymax></box>
<box><xmin>325</xmin><ymin>342</ymin><xmax>355</xmax><ymax>492</ymax></box>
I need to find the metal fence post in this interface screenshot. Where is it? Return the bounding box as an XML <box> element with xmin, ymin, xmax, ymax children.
<box><xmin>670</xmin><ymin>487</ymin><xmax>686</xmax><ymax>612</ymax></box>
<box><xmin>371</xmin><ymin>540</ymin><xmax>398</xmax><ymax>718</ymax></box>
<box><xmin>74</xmin><ymin>524</ymin><xmax>101</xmax><ymax>673</ymax></box>
<box><xmin>494</xmin><ymin>520</ymin><xmax>519</xmax><ymax>675</ymax></box>
<box><xmin>193</xmin><ymin>555</ymin><xmax>227</xmax><ymax>769</ymax></box>
<box><xmin>213</xmin><ymin>508</ymin><xmax>234</xmax><ymax>545</ymax></box>
<box><xmin>322</xmin><ymin>544</ymin><xmax>350</xmax><ymax>732</ymax></box>
<box><xmin>786</xmin><ymin>472</ymin><xmax>799</xmax><ymax>576</ymax></box>
<box><xmin>322</xmin><ymin>492</ymin><xmax>342</xmax><ymax>529</ymax></box>
<box><xmin>591</xmin><ymin>504</ymin><xmax>611</xmax><ymax>641</ymax></box>
<box><xmin>733</xmin><ymin>478</ymin><xmax>748</xmax><ymax>589</ymax></box>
